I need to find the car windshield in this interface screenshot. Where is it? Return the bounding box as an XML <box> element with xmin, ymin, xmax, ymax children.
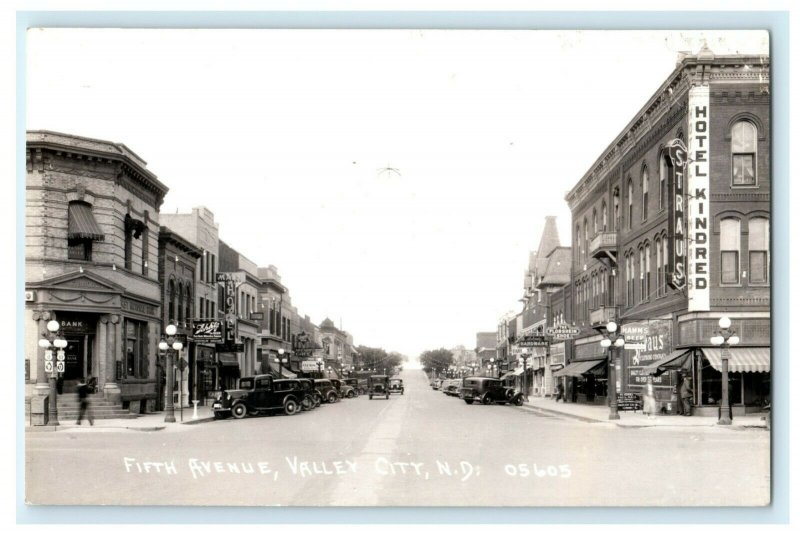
<box><xmin>238</xmin><ymin>378</ymin><xmax>254</xmax><ymax>389</ymax></box>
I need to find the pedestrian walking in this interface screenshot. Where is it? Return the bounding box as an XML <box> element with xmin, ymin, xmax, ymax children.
<box><xmin>679</xmin><ymin>374</ymin><xmax>693</xmax><ymax>417</ymax></box>
<box><xmin>76</xmin><ymin>377</ymin><xmax>94</xmax><ymax>426</ymax></box>
<box><xmin>555</xmin><ymin>382</ymin><xmax>565</xmax><ymax>402</ymax></box>
<box><xmin>642</xmin><ymin>377</ymin><xmax>657</xmax><ymax>419</ymax></box>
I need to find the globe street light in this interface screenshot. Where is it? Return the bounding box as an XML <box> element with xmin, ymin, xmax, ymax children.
<box><xmin>710</xmin><ymin>316</ymin><xmax>740</xmax><ymax>425</ymax></box>
<box><xmin>275</xmin><ymin>348</ymin><xmax>287</xmax><ymax>377</ymax></box>
<box><xmin>39</xmin><ymin>319</ymin><xmax>65</xmax><ymax>426</ymax></box>
<box><xmin>489</xmin><ymin>357</ymin><xmax>495</xmax><ymax>378</ymax></box>
<box><xmin>159</xmin><ymin>323</ymin><xmax>183</xmax><ymax>423</ymax></box>
<box><xmin>599</xmin><ymin>321</ymin><xmax>625</xmax><ymax>421</ymax></box>
<box><xmin>316</xmin><ymin>357</ymin><xmax>324</xmax><ymax>378</ymax></box>
<box><xmin>517</xmin><ymin>353</ymin><xmax>531</xmax><ymax>401</ymax></box>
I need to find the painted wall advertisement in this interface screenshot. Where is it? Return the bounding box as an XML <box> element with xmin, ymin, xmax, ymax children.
<box><xmin>622</xmin><ymin>320</ymin><xmax>673</xmax><ymax>389</ymax></box>
<box><xmin>687</xmin><ymin>85</ymin><xmax>710</xmax><ymax>311</ymax></box>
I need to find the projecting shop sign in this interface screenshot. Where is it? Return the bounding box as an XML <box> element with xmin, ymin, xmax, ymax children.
<box><xmin>687</xmin><ymin>85</ymin><xmax>710</xmax><ymax>311</ymax></box>
<box><xmin>666</xmin><ymin>138</ymin><xmax>687</xmax><ymax>291</ymax></box>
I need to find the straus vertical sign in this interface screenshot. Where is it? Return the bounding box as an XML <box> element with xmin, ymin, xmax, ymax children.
<box><xmin>666</xmin><ymin>138</ymin><xmax>687</xmax><ymax>290</ymax></box>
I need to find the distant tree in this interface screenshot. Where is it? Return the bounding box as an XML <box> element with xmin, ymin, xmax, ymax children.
<box><xmin>356</xmin><ymin>346</ymin><xmax>404</xmax><ymax>373</ymax></box>
<box><xmin>419</xmin><ymin>348</ymin><xmax>454</xmax><ymax>373</ymax></box>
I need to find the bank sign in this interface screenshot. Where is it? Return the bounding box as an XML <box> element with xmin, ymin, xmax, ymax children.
<box><xmin>687</xmin><ymin>85</ymin><xmax>711</xmax><ymax>311</ymax></box>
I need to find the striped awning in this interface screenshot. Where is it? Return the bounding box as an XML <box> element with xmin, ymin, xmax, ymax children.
<box><xmin>701</xmin><ymin>347</ymin><xmax>770</xmax><ymax>373</ymax></box>
<box><xmin>553</xmin><ymin>359</ymin><xmax>605</xmax><ymax>378</ymax></box>
<box><xmin>269</xmin><ymin>361</ymin><xmax>297</xmax><ymax>378</ymax></box>
<box><xmin>68</xmin><ymin>203</ymin><xmax>104</xmax><ymax>241</ymax></box>
<box><xmin>641</xmin><ymin>350</ymin><xmax>692</xmax><ymax>377</ymax></box>
<box><xmin>217</xmin><ymin>353</ymin><xmax>239</xmax><ymax>367</ymax></box>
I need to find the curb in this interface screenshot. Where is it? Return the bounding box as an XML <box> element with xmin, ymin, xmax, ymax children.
<box><xmin>181</xmin><ymin>416</ymin><xmax>215</xmax><ymax>425</ymax></box>
<box><xmin>518</xmin><ymin>403</ymin><xmax>602</xmax><ymax>424</ymax></box>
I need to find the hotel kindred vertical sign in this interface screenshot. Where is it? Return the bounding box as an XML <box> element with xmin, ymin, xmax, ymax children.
<box><xmin>687</xmin><ymin>86</ymin><xmax>710</xmax><ymax>311</ymax></box>
<box><xmin>666</xmin><ymin>138</ymin><xmax>687</xmax><ymax>291</ymax></box>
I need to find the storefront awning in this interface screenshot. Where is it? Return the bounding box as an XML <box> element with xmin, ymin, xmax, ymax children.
<box><xmin>217</xmin><ymin>353</ymin><xmax>239</xmax><ymax>367</ymax></box>
<box><xmin>68</xmin><ymin>202</ymin><xmax>105</xmax><ymax>241</ymax></box>
<box><xmin>701</xmin><ymin>347</ymin><xmax>770</xmax><ymax>373</ymax></box>
<box><xmin>641</xmin><ymin>350</ymin><xmax>692</xmax><ymax>377</ymax></box>
<box><xmin>553</xmin><ymin>359</ymin><xmax>605</xmax><ymax>378</ymax></box>
<box><xmin>268</xmin><ymin>361</ymin><xmax>297</xmax><ymax>378</ymax></box>
<box><xmin>500</xmin><ymin>368</ymin><xmax>523</xmax><ymax>381</ymax></box>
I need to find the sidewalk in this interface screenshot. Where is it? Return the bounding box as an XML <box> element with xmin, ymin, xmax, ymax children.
<box><xmin>25</xmin><ymin>404</ymin><xmax>216</xmax><ymax>433</ymax></box>
<box><xmin>521</xmin><ymin>396</ymin><xmax>769</xmax><ymax>430</ymax></box>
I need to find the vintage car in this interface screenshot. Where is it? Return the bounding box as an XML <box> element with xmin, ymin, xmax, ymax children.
<box><xmin>295</xmin><ymin>378</ymin><xmax>320</xmax><ymax>410</ymax></box>
<box><xmin>388</xmin><ymin>378</ymin><xmax>404</xmax><ymax>395</ymax></box>
<box><xmin>331</xmin><ymin>378</ymin><xmax>357</xmax><ymax>399</ymax></box>
<box><xmin>213</xmin><ymin>375</ymin><xmax>304</xmax><ymax>419</ymax></box>
<box><xmin>460</xmin><ymin>376</ymin><xmax>524</xmax><ymax>406</ymax></box>
<box><xmin>341</xmin><ymin>378</ymin><xmax>361</xmax><ymax>397</ymax></box>
<box><xmin>431</xmin><ymin>379</ymin><xmax>442</xmax><ymax>390</ymax></box>
<box><xmin>313</xmin><ymin>379</ymin><xmax>340</xmax><ymax>404</ymax></box>
<box><xmin>443</xmin><ymin>379</ymin><xmax>462</xmax><ymax>396</ymax></box>
<box><xmin>368</xmin><ymin>375</ymin><xmax>390</xmax><ymax>400</ymax></box>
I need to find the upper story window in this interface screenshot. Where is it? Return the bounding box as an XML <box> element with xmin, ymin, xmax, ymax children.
<box><xmin>720</xmin><ymin>218</ymin><xmax>741</xmax><ymax>285</ymax></box>
<box><xmin>583</xmin><ymin>218</ymin><xmax>588</xmax><ymax>263</ymax></box>
<box><xmin>124</xmin><ymin>214</ymin><xmax>145</xmax><ymax>271</ymax></box>
<box><xmin>185</xmin><ymin>285</ymin><xmax>192</xmax><ymax>323</ymax></box>
<box><xmin>601</xmin><ymin>201</ymin><xmax>608</xmax><ymax>232</ymax></box>
<box><xmin>67</xmin><ymin>201</ymin><xmax>104</xmax><ymax>261</ymax></box>
<box><xmin>731</xmin><ymin>120</ymin><xmax>757</xmax><ymax>186</ymax></box>
<box><xmin>592</xmin><ymin>208</ymin><xmax>598</xmax><ymax>236</ymax></box>
<box><xmin>575</xmin><ymin>224</ymin><xmax>581</xmax><ymax>264</ymax></box>
<box><xmin>612</xmin><ymin>188</ymin><xmax>620</xmax><ymax>232</ymax></box>
<box><xmin>748</xmin><ymin>217</ymin><xmax>770</xmax><ymax>284</ymax></box>
<box><xmin>627</xmin><ymin>179</ymin><xmax>634</xmax><ymax>229</ymax></box>
<box><xmin>168</xmin><ymin>280</ymin><xmax>175</xmax><ymax>322</ymax></box>
<box><xmin>659</xmin><ymin>154</ymin><xmax>668</xmax><ymax>211</ymax></box>
<box><xmin>641</xmin><ymin>167</ymin><xmax>649</xmax><ymax>222</ymax></box>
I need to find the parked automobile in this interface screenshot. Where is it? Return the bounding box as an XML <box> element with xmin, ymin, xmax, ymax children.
<box><xmin>341</xmin><ymin>378</ymin><xmax>361</xmax><ymax>397</ymax></box>
<box><xmin>368</xmin><ymin>375</ymin><xmax>390</xmax><ymax>400</ymax></box>
<box><xmin>213</xmin><ymin>375</ymin><xmax>304</xmax><ymax>419</ymax></box>
<box><xmin>389</xmin><ymin>378</ymin><xmax>404</xmax><ymax>395</ymax></box>
<box><xmin>460</xmin><ymin>376</ymin><xmax>524</xmax><ymax>406</ymax></box>
<box><xmin>332</xmin><ymin>378</ymin><xmax>357</xmax><ymax>399</ymax></box>
<box><xmin>443</xmin><ymin>379</ymin><xmax>462</xmax><ymax>396</ymax></box>
<box><xmin>296</xmin><ymin>378</ymin><xmax>320</xmax><ymax>410</ymax></box>
<box><xmin>313</xmin><ymin>379</ymin><xmax>340</xmax><ymax>404</ymax></box>
<box><xmin>431</xmin><ymin>379</ymin><xmax>442</xmax><ymax>390</ymax></box>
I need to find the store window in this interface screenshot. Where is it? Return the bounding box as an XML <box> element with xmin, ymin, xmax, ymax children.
<box><xmin>749</xmin><ymin>218</ymin><xmax>769</xmax><ymax>284</ymax></box>
<box><xmin>124</xmin><ymin>319</ymin><xmax>148</xmax><ymax>378</ymax></box>
<box><xmin>720</xmin><ymin>218</ymin><xmax>741</xmax><ymax>284</ymax></box>
<box><xmin>731</xmin><ymin>120</ymin><xmax>757</xmax><ymax>186</ymax></box>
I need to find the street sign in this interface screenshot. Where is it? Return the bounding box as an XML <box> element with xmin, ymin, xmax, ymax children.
<box><xmin>44</xmin><ymin>361</ymin><xmax>53</xmax><ymax>373</ymax></box>
<box><xmin>545</xmin><ymin>325</ymin><xmax>581</xmax><ymax>340</ymax></box>
<box><xmin>56</xmin><ymin>351</ymin><xmax>65</xmax><ymax>361</ymax></box>
<box><xmin>44</xmin><ymin>350</ymin><xmax>53</xmax><ymax>362</ymax></box>
<box><xmin>56</xmin><ymin>361</ymin><xmax>65</xmax><ymax>373</ymax></box>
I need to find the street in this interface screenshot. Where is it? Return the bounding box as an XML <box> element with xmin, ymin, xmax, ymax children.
<box><xmin>25</xmin><ymin>369</ymin><xmax>770</xmax><ymax>507</ymax></box>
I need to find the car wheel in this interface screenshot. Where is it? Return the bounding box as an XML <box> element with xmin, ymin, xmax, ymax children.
<box><xmin>482</xmin><ymin>394</ymin><xmax>494</xmax><ymax>405</ymax></box>
<box><xmin>284</xmin><ymin>398</ymin><xmax>299</xmax><ymax>416</ymax></box>
<box><xmin>386</xmin><ymin>393</ymin><xmax>390</xmax><ymax>400</ymax></box>
<box><xmin>302</xmin><ymin>396</ymin><xmax>314</xmax><ymax>411</ymax></box>
<box><xmin>465</xmin><ymin>399</ymin><xmax>474</xmax><ymax>405</ymax></box>
<box><xmin>347</xmin><ymin>391</ymin><xmax>355</xmax><ymax>398</ymax></box>
<box><xmin>513</xmin><ymin>396</ymin><xmax>524</xmax><ymax>406</ymax></box>
<box><xmin>326</xmin><ymin>391</ymin><xmax>337</xmax><ymax>404</ymax></box>
<box><xmin>231</xmin><ymin>403</ymin><xmax>247</xmax><ymax>419</ymax></box>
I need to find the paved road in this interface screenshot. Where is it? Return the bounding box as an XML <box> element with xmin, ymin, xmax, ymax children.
<box><xmin>25</xmin><ymin>369</ymin><xmax>770</xmax><ymax>506</ymax></box>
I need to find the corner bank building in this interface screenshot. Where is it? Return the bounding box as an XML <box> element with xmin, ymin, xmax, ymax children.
<box><xmin>563</xmin><ymin>48</ymin><xmax>770</xmax><ymax>416</ymax></box>
<box><xmin>25</xmin><ymin>131</ymin><xmax>168</xmax><ymax>422</ymax></box>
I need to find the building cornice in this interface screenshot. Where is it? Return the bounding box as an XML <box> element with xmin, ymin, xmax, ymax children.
<box><xmin>564</xmin><ymin>54</ymin><xmax>769</xmax><ymax>211</ymax></box>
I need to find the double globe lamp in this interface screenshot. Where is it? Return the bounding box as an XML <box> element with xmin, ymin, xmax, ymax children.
<box><xmin>710</xmin><ymin>316</ymin><xmax>740</xmax><ymax>425</ymax></box>
<box><xmin>38</xmin><ymin>319</ymin><xmax>67</xmax><ymax>426</ymax></box>
<box><xmin>158</xmin><ymin>324</ymin><xmax>183</xmax><ymax>423</ymax></box>
<box><xmin>599</xmin><ymin>321</ymin><xmax>625</xmax><ymax>421</ymax></box>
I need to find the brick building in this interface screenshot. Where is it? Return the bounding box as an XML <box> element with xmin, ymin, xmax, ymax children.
<box><xmin>25</xmin><ymin>131</ymin><xmax>168</xmax><ymax>422</ymax></box>
<box><xmin>562</xmin><ymin>47</ymin><xmax>770</xmax><ymax>414</ymax></box>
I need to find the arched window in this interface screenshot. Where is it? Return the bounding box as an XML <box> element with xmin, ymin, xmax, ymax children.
<box><xmin>644</xmin><ymin>243</ymin><xmax>651</xmax><ymax>300</ymax></box>
<box><xmin>655</xmin><ymin>237</ymin><xmax>662</xmax><ymax>297</ymax></box>
<box><xmin>612</xmin><ymin>188</ymin><xmax>620</xmax><ymax>232</ymax></box>
<box><xmin>659</xmin><ymin>154</ymin><xmax>669</xmax><ymax>211</ymax></box>
<box><xmin>627</xmin><ymin>179</ymin><xmax>634</xmax><ymax>229</ymax></box>
<box><xmin>177</xmin><ymin>283</ymin><xmax>184</xmax><ymax>323</ymax></box>
<box><xmin>749</xmin><ymin>217</ymin><xmax>769</xmax><ymax>284</ymax></box>
<box><xmin>720</xmin><ymin>218</ymin><xmax>741</xmax><ymax>284</ymax></box>
<box><xmin>168</xmin><ymin>280</ymin><xmax>175</xmax><ymax>322</ymax></box>
<box><xmin>601</xmin><ymin>201</ymin><xmax>608</xmax><ymax>232</ymax></box>
<box><xmin>583</xmin><ymin>218</ymin><xmax>588</xmax><ymax>263</ymax></box>
<box><xmin>575</xmin><ymin>224</ymin><xmax>581</xmax><ymax>264</ymax></box>
<box><xmin>732</xmin><ymin>121</ymin><xmax>757</xmax><ymax>186</ymax></box>
<box><xmin>592</xmin><ymin>208</ymin><xmax>598</xmax><ymax>237</ymax></box>
<box><xmin>641</xmin><ymin>167</ymin><xmax>649</xmax><ymax>221</ymax></box>
<box><xmin>662</xmin><ymin>236</ymin><xmax>668</xmax><ymax>294</ymax></box>
<box><xmin>639</xmin><ymin>247</ymin><xmax>646</xmax><ymax>302</ymax></box>
<box><xmin>185</xmin><ymin>284</ymin><xmax>192</xmax><ymax>323</ymax></box>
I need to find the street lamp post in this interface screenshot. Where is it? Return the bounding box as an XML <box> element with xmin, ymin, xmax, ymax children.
<box><xmin>38</xmin><ymin>319</ymin><xmax>67</xmax><ymax>426</ymax></box>
<box><xmin>599</xmin><ymin>321</ymin><xmax>625</xmax><ymax>421</ymax></box>
<box><xmin>158</xmin><ymin>324</ymin><xmax>184</xmax><ymax>424</ymax></box>
<box><xmin>316</xmin><ymin>357</ymin><xmax>324</xmax><ymax>379</ymax></box>
<box><xmin>711</xmin><ymin>316</ymin><xmax>740</xmax><ymax>425</ymax></box>
<box><xmin>517</xmin><ymin>353</ymin><xmax>531</xmax><ymax>401</ymax></box>
<box><xmin>275</xmin><ymin>348</ymin><xmax>287</xmax><ymax>377</ymax></box>
<box><xmin>489</xmin><ymin>357</ymin><xmax>495</xmax><ymax>378</ymax></box>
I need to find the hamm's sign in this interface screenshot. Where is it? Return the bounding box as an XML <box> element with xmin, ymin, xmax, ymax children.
<box><xmin>687</xmin><ymin>86</ymin><xmax>710</xmax><ymax>311</ymax></box>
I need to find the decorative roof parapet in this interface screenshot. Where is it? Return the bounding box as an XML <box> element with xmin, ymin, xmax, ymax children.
<box><xmin>564</xmin><ymin>53</ymin><xmax>769</xmax><ymax>211</ymax></box>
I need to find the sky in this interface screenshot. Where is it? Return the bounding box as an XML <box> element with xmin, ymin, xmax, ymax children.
<box><xmin>26</xmin><ymin>29</ymin><xmax>768</xmax><ymax>357</ymax></box>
